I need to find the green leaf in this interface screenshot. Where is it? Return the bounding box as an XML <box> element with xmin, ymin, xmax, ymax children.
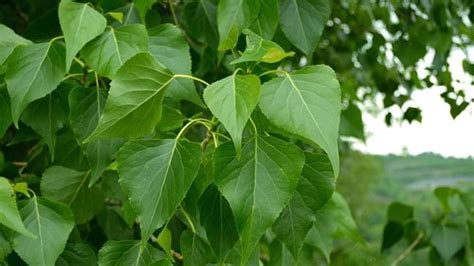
<box><xmin>340</xmin><ymin>102</ymin><xmax>365</xmax><ymax>141</ymax></box>
<box><xmin>148</xmin><ymin>24</ymin><xmax>204</xmax><ymax>107</ymax></box>
<box><xmin>59</xmin><ymin>0</ymin><xmax>107</xmax><ymax>69</ymax></box>
<box><xmin>0</xmin><ymin>231</ymin><xmax>12</xmax><ymax>261</ymax></box>
<box><xmin>117</xmin><ymin>139</ymin><xmax>202</xmax><ymax>240</ymax></box>
<box><xmin>85</xmin><ymin>53</ymin><xmax>174</xmax><ymax>142</ymax></box>
<box><xmin>279</xmin><ymin>0</ymin><xmax>330</xmax><ymax>56</ymax></box>
<box><xmin>249</xmin><ymin>0</ymin><xmax>279</xmax><ymax>40</ymax></box>
<box><xmin>0</xmin><ymin>24</ymin><xmax>31</xmax><ymax>65</ymax></box>
<box><xmin>0</xmin><ymin>88</ymin><xmax>12</xmax><ymax>137</ymax></box>
<box><xmin>305</xmin><ymin>193</ymin><xmax>360</xmax><ymax>263</ymax></box>
<box><xmin>214</xmin><ymin>136</ymin><xmax>304</xmax><ymax>264</ymax></box>
<box><xmin>0</xmin><ymin>177</ymin><xmax>31</xmax><ymax>236</ymax></box>
<box><xmin>198</xmin><ymin>185</ymin><xmax>238</xmax><ymax>262</ymax></box>
<box><xmin>180</xmin><ymin>230</ymin><xmax>214</xmax><ymax>266</ymax></box>
<box><xmin>203</xmin><ymin>73</ymin><xmax>260</xmax><ymax>155</ymax></box>
<box><xmin>112</xmin><ymin>4</ymin><xmax>141</xmax><ymax>26</ymax></box>
<box><xmin>40</xmin><ymin>166</ymin><xmax>104</xmax><ymax>224</ymax></box>
<box><xmin>259</xmin><ymin>65</ymin><xmax>341</xmax><ymax>176</ymax></box>
<box><xmin>133</xmin><ymin>0</ymin><xmax>155</xmax><ymax>22</ymax></box>
<box><xmin>5</xmin><ymin>42</ymin><xmax>66</xmax><ymax>125</ymax></box>
<box><xmin>386</xmin><ymin>202</ymin><xmax>414</xmax><ymax>223</ymax></box>
<box><xmin>8</xmin><ymin>197</ymin><xmax>74</xmax><ymax>266</ymax></box>
<box><xmin>297</xmin><ymin>151</ymin><xmax>335</xmax><ymax>212</ymax></box>
<box><xmin>272</xmin><ymin>193</ymin><xmax>315</xmax><ymax>259</ymax></box>
<box><xmin>431</xmin><ymin>224</ymin><xmax>466</xmax><ymax>261</ymax></box>
<box><xmin>268</xmin><ymin>239</ymin><xmax>296</xmax><ymax>266</ymax></box>
<box><xmin>156</xmin><ymin>105</ymin><xmax>187</xmax><ymax>132</ymax></box>
<box><xmin>157</xmin><ymin>227</ymin><xmax>172</xmax><ymax>258</ymax></box>
<box><xmin>98</xmin><ymin>240</ymin><xmax>166</xmax><ymax>266</ymax></box>
<box><xmin>81</xmin><ymin>24</ymin><xmax>148</xmax><ymax>78</ymax></box>
<box><xmin>381</xmin><ymin>221</ymin><xmax>404</xmax><ymax>251</ymax></box>
<box><xmin>69</xmin><ymin>87</ymin><xmax>123</xmax><ymax>185</ymax></box>
<box><xmin>231</xmin><ymin>29</ymin><xmax>294</xmax><ymax>64</ymax></box>
<box><xmin>21</xmin><ymin>88</ymin><xmax>69</xmax><ymax>160</ymax></box>
<box><xmin>272</xmin><ymin>151</ymin><xmax>334</xmax><ymax>259</ymax></box>
<box><xmin>217</xmin><ymin>0</ymin><xmax>260</xmax><ymax>50</ymax></box>
<box><xmin>183</xmin><ymin>0</ymin><xmax>219</xmax><ymax>48</ymax></box>
<box><xmin>56</xmin><ymin>243</ymin><xmax>97</xmax><ymax>266</ymax></box>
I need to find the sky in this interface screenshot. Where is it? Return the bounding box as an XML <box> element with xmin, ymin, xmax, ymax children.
<box><xmin>351</xmin><ymin>49</ymin><xmax>474</xmax><ymax>158</ymax></box>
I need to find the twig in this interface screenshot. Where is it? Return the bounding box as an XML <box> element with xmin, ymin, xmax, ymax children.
<box><xmin>391</xmin><ymin>232</ymin><xmax>424</xmax><ymax>266</ymax></box>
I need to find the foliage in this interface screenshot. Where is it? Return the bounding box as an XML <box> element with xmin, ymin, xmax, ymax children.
<box><xmin>1</xmin><ymin>0</ymin><xmax>473</xmax><ymax>265</ymax></box>
<box><xmin>0</xmin><ymin>0</ymin><xmax>357</xmax><ymax>265</ymax></box>
<box><xmin>381</xmin><ymin>186</ymin><xmax>474</xmax><ymax>265</ymax></box>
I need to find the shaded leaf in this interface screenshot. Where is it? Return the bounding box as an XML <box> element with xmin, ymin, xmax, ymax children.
<box><xmin>183</xmin><ymin>0</ymin><xmax>219</xmax><ymax>48</ymax></box>
<box><xmin>148</xmin><ymin>24</ymin><xmax>204</xmax><ymax>106</ymax></box>
<box><xmin>279</xmin><ymin>0</ymin><xmax>330</xmax><ymax>56</ymax></box>
<box><xmin>217</xmin><ymin>0</ymin><xmax>260</xmax><ymax>50</ymax></box>
<box><xmin>56</xmin><ymin>243</ymin><xmax>97</xmax><ymax>266</ymax></box>
<box><xmin>198</xmin><ymin>185</ymin><xmax>238</xmax><ymax>262</ymax></box>
<box><xmin>250</xmin><ymin>0</ymin><xmax>279</xmax><ymax>40</ymax></box>
<box><xmin>40</xmin><ymin>166</ymin><xmax>104</xmax><ymax>224</ymax></box>
<box><xmin>21</xmin><ymin>88</ymin><xmax>69</xmax><ymax>160</ymax></box>
<box><xmin>69</xmin><ymin>87</ymin><xmax>123</xmax><ymax>185</ymax></box>
<box><xmin>180</xmin><ymin>230</ymin><xmax>214</xmax><ymax>266</ymax></box>
<box><xmin>214</xmin><ymin>136</ymin><xmax>304</xmax><ymax>263</ymax></box>
<box><xmin>117</xmin><ymin>139</ymin><xmax>201</xmax><ymax>240</ymax></box>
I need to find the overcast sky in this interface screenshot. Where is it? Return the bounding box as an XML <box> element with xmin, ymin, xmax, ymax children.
<box><xmin>351</xmin><ymin>49</ymin><xmax>474</xmax><ymax>158</ymax></box>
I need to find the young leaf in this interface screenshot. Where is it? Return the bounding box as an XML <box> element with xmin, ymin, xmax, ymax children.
<box><xmin>5</xmin><ymin>42</ymin><xmax>66</xmax><ymax>125</ymax></box>
<box><xmin>249</xmin><ymin>0</ymin><xmax>279</xmax><ymax>40</ymax></box>
<box><xmin>81</xmin><ymin>24</ymin><xmax>148</xmax><ymax>78</ymax></box>
<box><xmin>56</xmin><ymin>243</ymin><xmax>97</xmax><ymax>266</ymax></box>
<box><xmin>279</xmin><ymin>0</ymin><xmax>330</xmax><ymax>56</ymax></box>
<box><xmin>98</xmin><ymin>240</ymin><xmax>167</xmax><ymax>265</ymax></box>
<box><xmin>259</xmin><ymin>65</ymin><xmax>341</xmax><ymax>176</ymax></box>
<box><xmin>58</xmin><ymin>0</ymin><xmax>107</xmax><ymax>69</ymax></box>
<box><xmin>198</xmin><ymin>185</ymin><xmax>238</xmax><ymax>262</ymax></box>
<box><xmin>0</xmin><ymin>24</ymin><xmax>32</xmax><ymax>65</ymax></box>
<box><xmin>148</xmin><ymin>24</ymin><xmax>204</xmax><ymax>107</ymax></box>
<box><xmin>231</xmin><ymin>29</ymin><xmax>294</xmax><ymax>65</ymax></box>
<box><xmin>21</xmin><ymin>88</ymin><xmax>69</xmax><ymax>160</ymax></box>
<box><xmin>85</xmin><ymin>53</ymin><xmax>174</xmax><ymax>142</ymax></box>
<box><xmin>40</xmin><ymin>166</ymin><xmax>104</xmax><ymax>224</ymax></box>
<box><xmin>217</xmin><ymin>0</ymin><xmax>260</xmax><ymax>50</ymax></box>
<box><xmin>69</xmin><ymin>87</ymin><xmax>123</xmax><ymax>185</ymax></box>
<box><xmin>7</xmin><ymin>197</ymin><xmax>74</xmax><ymax>266</ymax></box>
<box><xmin>0</xmin><ymin>177</ymin><xmax>31</xmax><ymax>237</ymax></box>
<box><xmin>180</xmin><ymin>230</ymin><xmax>214</xmax><ymax>266</ymax></box>
<box><xmin>183</xmin><ymin>0</ymin><xmax>219</xmax><ymax>48</ymax></box>
<box><xmin>214</xmin><ymin>136</ymin><xmax>304</xmax><ymax>264</ymax></box>
<box><xmin>203</xmin><ymin>73</ymin><xmax>260</xmax><ymax>155</ymax></box>
<box><xmin>117</xmin><ymin>139</ymin><xmax>202</xmax><ymax>240</ymax></box>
